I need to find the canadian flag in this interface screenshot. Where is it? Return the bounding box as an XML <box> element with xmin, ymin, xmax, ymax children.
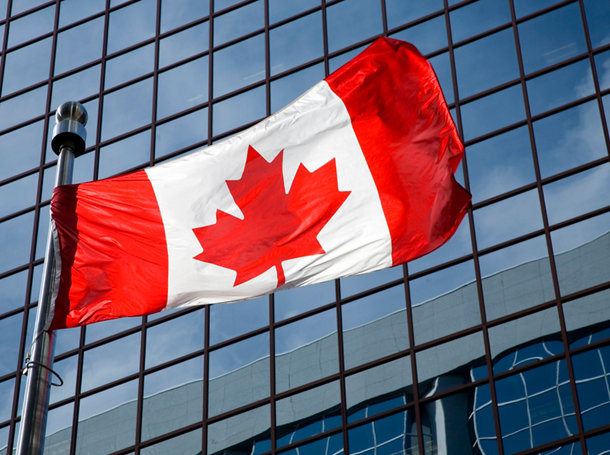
<box><xmin>49</xmin><ymin>37</ymin><xmax>471</xmax><ymax>329</ymax></box>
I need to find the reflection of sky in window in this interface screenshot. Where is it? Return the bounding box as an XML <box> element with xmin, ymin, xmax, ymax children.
<box><xmin>105</xmin><ymin>44</ymin><xmax>154</xmax><ymax>89</ymax></box>
<box><xmin>450</xmin><ymin>0</ymin><xmax>509</xmax><ymax>43</ymax></box>
<box><xmin>213</xmin><ymin>34</ymin><xmax>265</xmax><ymax>97</ymax></box>
<box><xmin>385</xmin><ymin>0</ymin><xmax>442</xmax><ymax>29</ymax></box>
<box><xmin>159</xmin><ymin>0</ymin><xmax>208</xmax><ymax>33</ymax></box>
<box><xmin>58</xmin><ymin>0</ymin><xmax>105</xmax><ymax>27</ymax></box>
<box><xmin>159</xmin><ymin>22</ymin><xmax>208</xmax><ymax>68</ymax></box>
<box><xmin>2</xmin><ymin>38</ymin><xmax>51</xmax><ymax>95</ymax></box>
<box><xmin>106</xmin><ymin>0</ymin><xmax>156</xmax><ymax>55</ymax></box>
<box><xmin>326</xmin><ymin>0</ymin><xmax>382</xmax><ymax>53</ymax></box>
<box><xmin>214</xmin><ymin>0</ymin><xmax>262</xmax><ymax>45</ymax></box>
<box><xmin>390</xmin><ymin>15</ymin><xmax>447</xmax><ymax>56</ymax></box>
<box><xmin>54</xmin><ymin>17</ymin><xmax>104</xmax><ymax>75</ymax></box>
<box><xmin>6</xmin><ymin>5</ymin><xmax>54</xmax><ymax>48</ymax></box>
<box><xmin>268</xmin><ymin>0</ymin><xmax>318</xmax><ymax>24</ymax></box>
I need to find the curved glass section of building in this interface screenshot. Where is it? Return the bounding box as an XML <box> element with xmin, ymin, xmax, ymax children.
<box><xmin>0</xmin><ymin>0</ymin><xmax>609</xmax><ymax>454</ymax></box>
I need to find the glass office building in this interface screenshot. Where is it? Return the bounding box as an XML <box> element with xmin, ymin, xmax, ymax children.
<box><xmin>1</xmin><ymin>0</ymin><xmax>609</xmax><ymax>453</ymax></box>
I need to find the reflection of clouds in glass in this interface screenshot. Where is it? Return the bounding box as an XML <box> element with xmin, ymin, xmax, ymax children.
<box><xmin>474</xmin><ymin>189</ymin><xmax>543</xmax><ymax>249</ymax></box>
<box><xmin>81</xmin><ymin>333</ymin><xmax>140</xmax><ymax>391</ymax></box>
<box><xmin>210</xmin><ymin>297</ymin><xmax>268</xmax><ymax>345</ymax></box>
<box><xmin>544</xmin><ymin>164</ymin><xmax>610</xmax><ymax>225</ymax></box>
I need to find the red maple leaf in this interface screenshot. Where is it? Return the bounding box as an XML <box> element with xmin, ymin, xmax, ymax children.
<box><xmin>192</xmin><ymin>145</ymin><xmax>350</xmax><ymax>287</ymax></box>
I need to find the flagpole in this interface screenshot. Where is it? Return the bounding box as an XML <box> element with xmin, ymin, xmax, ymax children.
<box><xmin>16</xmin><ymin>101</ymin><xmax>88</xmax><ymax>455</ymax></box>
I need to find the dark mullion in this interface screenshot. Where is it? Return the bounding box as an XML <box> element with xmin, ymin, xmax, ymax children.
<box><xmin>268</xmin><ymin>293</ymin><xmax>277</xmax><ymax>453</ymax></box>
<box><xmin>508</xmin><ymin>1</ymin><xmax>588</xmax><ymax>453</ymax></box>
<box><xmin>577</xmin><ymin>0</ymin><xmax>610</xmax><ymax>159</ymax></box>
<box><xmin>93</xmin><ymin>0</ymin><xmax>111</xmax><ymax>183</ymax></box>
<box><xmin>333</xmin><ymin>279</ymin><xmax>350</xmax><ymax>455</ymax></box>
<box><xmin>401</xmin><ymin>263</ymin><xmax>426</xmax><ymax>454</ymax></box>
<box><xmin>68</xmin><ymin>327</ymin><xmax>86</xmax><ymax>455</ymax></box>
<box><xmin>442</xmin><ymin>1</ymin><xmax>505</xmax><ymax>454</ymax></box>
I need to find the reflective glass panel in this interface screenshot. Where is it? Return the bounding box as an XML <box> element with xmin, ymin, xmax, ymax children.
<box><xmin>450</xmin><ymin>0</ymin><xmax>510</xmax><ymax>43</ymax></box>
<box><xmin>326</xmin><ymin>0</ymin><xmax>382</xmax><ymax>53</ymax></box>
<box><xmin>534</xmin><ymin>101</ymin><xmax>606</xmax><ymax>178</ymax></box>
<box><xmin>429</xmin><ymin>52</ymin><xmax>454</xmax><ymax>105</ymax></box>
<box><xmin>58</xmin><ymin>0</ymin><xmax>105</xmax><ymax>27</ymax></box>
<box><xmin>346</xmin><ymin>355</ymin><xmax>412</xmax><ymax>423</ymax></box>
<box><xmin>342</xmin><ymin>285</ymin><xmax>409</xmax><ymax>369</ymax></box>
<box><xmin>496</xmin><ymin>358</ymin><xmax>576</xmax><ymax>453</ymax></box>
<box><xmin>207</xmin><ymin>404</ymin><xmax>270</xmax><ymax>455</ymax></box>
<box><xmin>276</xmin><ymin>381</ymin><xmax>341</xmax><ymax>448</ymax></box>
<box><xmin>210</xmin><ymin>296</ymin><xmax>268</xmax><ymax>345</ymax></box>
<box><xmin>7</xmin><ymin>5</ymin><xmax>54</xmax><ymax>47</ymax></box>
<box><xmin>543</xmin><ymin>164</ymin><xmax>610</xmax><ymax>226</ymax></box>
<box><xmin>454</xmin><ymin>28</ymin><xmax>519</xmax><ymax>99</ymax></box>
<box><xmin>214</xmin><ymin>0</ymin><xmax>262</xmax><ymax>45</ymax></box>
<box><xmin>340</xmin><ymin>265</ymin><xmax>402</xmax><ymax>297</ymax></box>
<box><xmin>0</xmin><ymin>172</ymin><xmax>37</xmax><ymax>218</ymax></box>
<box><xmin>49</xmin><ymin>354</ymin><xmax>77</xmax><ymax>405</ymax></box>
<box><xmin>157</xmin><ymin>56</ymin><xmax>209</xmax><ymax>120</ymax></box>
<box><xmin>54</xmin><ymin>17</ymin><xmax>104</xmax><ymax>75</ymax></box>
<box><xmin>270</xmin><ymin>11</ymin><xmax>323</xmax><ymax>76</ymax></box>
<box><xmin>269</xmin><ymin>0</ymin><xmax>319</xmax><ymax>24</ymax></box>
<box><xmin>76</xmin><ymin>380</ymin><xmax>138</xmax><ymax>453</ymax></box>
<box><xmin>518</xmin><ymin>3</ymin><xmax>587</xmax><ymax>74</ymax></box>
<box><xmin>270</xmin><ymin>63</ymin><xmax>323</xmax><ymax>113</ymax></box>
<box><xmin>571</xmin><ymin>345</ymin><xmax>610</xmax><ymax>432</ymax></box>
<box><xmin>140</xmin><ymin>428</ymin><xmax>202</xmax><ymax>454</ymax></box>
<box><xmin>51</xmin><ymin>65</ymin><xmax>100</xmax><ymax>110</ymax></box>
<box><xmin>480</xmin><ymin>235</ymin><xmax>554</xmax><ymax>321</ymax></box>
<box><xmin>44</xmin><ymin>402</ymin><xmax>73</xmax><ymax>452</ymax></box>
<box><xmin>101</xmin><ymin>78</ymin><xmax>153</xmax><ymax>141</ymax></box>
<box><xmin>80</xmin><ymin>333</ymin><xmax>140</xmax><ymax>391</ymax></box>
<box><xmin>461</xmin><ymin>84</ymin><xmax>525</xmax><ymax>141</ymax></box>
<box><xmin>0</xmin><ymin>120</ymin><xmax>42</xmax><ymax>180</ymax></box>
<box><xmin>213</xmin><ymin>34</ymin><xmax>265</xmax><ymax>97</ymax></box>
<box><xmin>0</xmin><ymin>87</ymin><xmax>47</xmax><ymax>131</ymax></box>
<box><xmin>85</xmin><ymin>316</ymin><xmax>141</xmax><ymax>344</ymax></box>
<box><xmin>474</xmin><ymin>189</ymin><xmax>543</xmax><ymax>249</ymax></box>
<box><xmin>0</xmin><ymin>378</ymin><xmax>15</xmax><ymax>423</ymax></box>
<box><xmin>0</xmin><ymin>211</ymin><xmax>34</xmax><ymax>274</ymax></box>
<box><xmin>274</xmin><ymin>279</ymin><xmax>334</xmax><ymax>321</ymax></box>
<box><xmin>390</xmin><ymin>15</ymin><xmax>447</xmax><ymax>56</ymax></box>
<box><xmin>0</xmin><ymin>313</ymin><xmax>22</xmax><ymax>376</ymax></box>
<box><xmin>208</xmin><ymin>332</ymin><xmax>269</xmax><ymax>416</ymax></box>
<box><xmin>159</xmin><ymin>22</ymin><xmax>208</xmax><ymax>68</ymax></box>
<box><xmin>98</xmin><ymin>130</ymin><xmax>151</xmax><ymax>179</ymax></box>
<box><xmin>212</xmin><ymin>85</ymin><xmax>265</xmax><ymax>136</ymax></box>
<box><xmin>155</xmin><ymin>108</ymin><xmax>207</xmax><ymax>159</ymax></box>
<box><xmin>107</xmin><ymin>0</ymin><xmax>156</xmax><ymax>54</ymax></box>
<box><xmin>276</xmin><ymin>309</ymin><xmax>337</xmax><ymax>392</ymax></box>
<box><xmin>141</xmin><ymin>356</ymin><xmax>203</xmax><ymax>441</ymax></box>
<box><xmin>104</xmin><ymin>43</ymin><xmax>154</xmax><ymax>89</ymax></box>
<box><xmin>145</xmin><ymin>308</ymin><xmax>204</xmax><ymax>368</ymax></box>
<box><xmin>551</xmin><ymin>212</ymin><xmax>610</xmax><ymax>297</ymax></box>
<box><xmin>583</xmin><ymin>0</ymin><xmax>610</xmax><ymax>48</ymax></box>
<box><xmin>0</xmin><ymin>269</ymin><xmax>28</xmax><ymax>312</ymax></box>
<box><xmin>587</xmin><ymin>431</ymin><xmax>610</xmax><ymax>455</ymax></box>
<box><xmin>2</xmin><ymin>37</ymin><xmax>51</xmax><ymax>95</ymax></box>
<box><xmin>385</xmin><ymin>0</ymin><xmax>442</xmax><ymax>28</ymax></box>
<box><xmin>348</xmin><ymin>409</ymin><xmax>417</xmax><ymax>455</ymax></box>
<box><xmin>160</xmin><ymin>0</ymin><xmax>208</xmax><ymax>33</ymax></box>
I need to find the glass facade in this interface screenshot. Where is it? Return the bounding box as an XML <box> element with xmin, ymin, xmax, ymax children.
<box><xmin>0</xmin><ymin>0</ymin><xmax>609</xmax><ymax>454</ymax></box>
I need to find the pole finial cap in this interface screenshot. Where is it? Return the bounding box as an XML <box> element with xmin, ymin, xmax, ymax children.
<box><xmin>51</xmin><ymin>101</ymin><xmax>88</xmax><ymax>157</ymax></box>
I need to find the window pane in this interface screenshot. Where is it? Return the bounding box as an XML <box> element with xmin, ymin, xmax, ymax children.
<box><xmin>390</xmin><ymin>15</ymin><xmax>447</xmax><ymax>56</ymax></box>
<box><xmin>343</xmin><ymin>285</ymin><xmax>409</xmax><ymax>368</ymax></box>
<box><xmin>518</xmin><ymin>3</ymin><xmax>587</xmax><ymax>74</ymax></box>
<box><xmin>59</xmin><ymin>0</ymin><xmax>105</xmax><ymax>27</ymax></box>
<box><xmin>160</xmin><ymin>0</ymin><xmax>208</xmax><ymax>33</ymax></box>
<box><xmin>107</xmin><ymin>0</ymin><xmax>156</xmax><ymax>55</ymax></box>
<box><xmin>572</xmin><ymin>345</ymin><xmax>610</xmax><ymax>432</ymax></box>
<box><xmin>326</xmin><ymin>0</ymin><xmax>382</xmax><ymax>53</ymax></box>
<box><xmin>81</xmin><ymin>333</ymin><xmax>140</xmax><ymax>391</ymax></box>
<box><xmin>159</xmin><ymin>22</ymin><xmax>208</xmax><ymax>68</ymax></box>
<box><xmin>0</xmin><ymin>211</ymin><xmax>34</xmax><ymax>274</ymax></box>
<box><xmin>210</xmin><ymin>297</ymin><xmax>267</xmax><ymax>345</ymax></box>
<box><xmin>157</xmin><ymin>56</ymin><xmax>209</xmax><ymax>120</ymax></box>
<box><xmin>450</xmin><ymin>0</ymin><xmax>510</xmax><ymax>42</ymax></box>
<box><xmin>0</xmin><ymin>270</ymin><xmax>28</xmax><ymax>313</ymax></box>
<box><xmin>276</xmin><ymin>309</ymin><xmax>337</xmax><ymax>392</ymax></box>
<box><xmin>583</xmin><ymin>0</ymin><xmax>610</xmax><ymax>48</ymax></box>
<box><xmin>105</xmin><ymin>43</ymin><xmax>154</xmax><ymax>89</ymax></box>
<box><xmin>155</xmin><ymin>108</ymin><xmax>207</xmax><ymax>159</ymax></box>
<box><xmin>534</xmin><ymin>101</ymin><xmax>606</xmax><ymax>178</ymax></box>
<box><xmin>207</xmin><ymin>404</ymin><xmax>270</xmax><ymax>455</ymax></box>
<box><xmin>270</xmin><ymin>11</ymin><xmax>323</xmax><ymax>76</ymax></box>
<box><xmin>141</xmin><ymin>428</ymin><xmax>202</xmax><ymax>454</ymax></box>
<box><xmin>461</xmin><ymin>84</ymin><xmax>525</xmax><ymax>140</ymax></box>
<box><xmin>145</xmin><ymin>308</ymin><xmax>204</xmax><ymax>368</ymax></box>
<box><xmin>527</xmin><ymin>59</ymin><xmax>595</xmax><ymax>116</ymax></box>
<box><xmin>212</xmin><ymin>85</ymin><xmax>265</xmax><ymax>136</ymax></box>
<box><xmin>0</xmin><ymin>172</ymin><xmax>38</xmax><ymax>218</ymax></box>
<box><xmin>7</xmin><ymin>5</ymin><xmax>54</xmax><ymax>47</ymax></box>
<box><xmin>0</xmin><ymin>313</ymin><xmax>23</xmax><ymax>376</ymax></box>
<box><xmin>270</xmin><ymin>63</ymin><xmax>323</xmax><ymax>113</ymax></box>
<box><xmin>385</xmin><ymin>0</ymin><xmax>442</xmax><ymax>28</ymax></box>
<box><xmin>98</xmin><ymin>130</ymin><xmax>151</xmax><ymax>179</ymax></box>
<box><xmin>51</xmin><ymin>65</ymin><xmax>100</xmax><ymax>109</ymax></box>
<box><xmin>480</xmin><ymin>235</ymin><xmax>554</xmax><ymax>321</ymax></box>
<box><xmin>474</xmin><ymin>189</ymin><xmax>543</xmax><ymax>249</ymax></box>
<box><xmin>2</xmin><ymin>37</ymin><xmax>52</xmax><ymax>95</ymax></box>
<box><xmin>55</xmin><ymin>17</ymin><xmax>104</xmax><ymax>75</ymax></box>
<box><xmin>214</xmin><ymin>0</ymin><xmax>263</xmax><ymax>45</ymax></box>
<box><xmin>455</xmin><ymin>29</ymin><xmax>519</xmax><ymax>99</ymax></box>
<box><xmin>142</xmin><ymin>356</ymin><xmax>203</xmax><ymax>441</ymax></box>
<box><xmin>466</xmin><ymin>126</ymin><xmax>535</xmax><ymax>203</ymax></box>
<box><xmin>269</xmin><ymin>0</ymin><xmax>319</xmax><ymax>24</ymax></box>
<box><xmin>101</xmin><ymin>78</ymin><xmax>153</xmax><ymax>141</ymax></box>
<box><xmin>208</xmin><ymin>332</ymin><xmax>269</xmax><ymax>416</ymax></box>
<box><xmin>213</xmin><ymin>34</ymin><xmax>265</xmax><ymax>97</ymax></box>
<box><xmin>348</xmin><ymin>410</ymin><xmax>417</xmax><ymax>455</ymax></box>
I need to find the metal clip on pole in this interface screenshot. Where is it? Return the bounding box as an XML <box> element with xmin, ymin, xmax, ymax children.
<box><xmin>16</xmin><ymin>102</ymin><xmax>87</xmax><ymax>455</ymax></box>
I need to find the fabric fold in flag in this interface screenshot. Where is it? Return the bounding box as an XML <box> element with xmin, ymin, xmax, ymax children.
<box><xmin>49</xmin><ymin>37</ymin><xmax>471</xmax><ymax>329</ymax></box>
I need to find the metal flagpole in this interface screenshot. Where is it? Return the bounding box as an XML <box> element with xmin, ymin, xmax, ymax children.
<box><xmin>16</xmin><ymin>101</ymin><xmax>88</xmax><ymax>455</ymax></box>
